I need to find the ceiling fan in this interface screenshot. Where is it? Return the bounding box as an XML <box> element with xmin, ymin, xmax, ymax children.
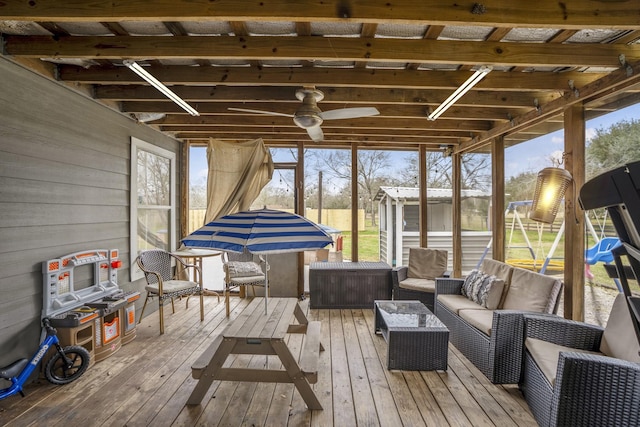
<box><xmin>228</xmin><ymin>87</ymin><xmax>380</xmax><ymax>142</ymax></box>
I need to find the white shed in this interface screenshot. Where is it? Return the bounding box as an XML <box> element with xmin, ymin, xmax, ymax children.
<box><xmin>375</xmin><ymin>186</ymin><xmax>493</xmax><ymax>272</ymax></box>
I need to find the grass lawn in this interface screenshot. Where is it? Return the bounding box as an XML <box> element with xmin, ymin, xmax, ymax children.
<box><xmin>340</xmin><ymin>226</ymin><xmax>380</xmax><ymax>262</ymax></box>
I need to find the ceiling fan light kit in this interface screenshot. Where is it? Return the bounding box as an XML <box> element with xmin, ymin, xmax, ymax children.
<box><xmin>228</xmin><ymin>86</ymin><xmax>379</xmax><ymax>142</ymax></box>
<box><xmin>123</xmin><ymin>60</ymin><xmax>200</xmax><ymax>117</ymax></box>
<box><xmin>428</xmin><ymin>66</ymin><xmax>492</xmax><ymax>121</ymax></box>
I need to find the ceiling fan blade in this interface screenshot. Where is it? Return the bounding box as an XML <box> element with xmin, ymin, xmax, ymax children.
<box><xmin>307</xmin><ymin>125</ymin><xmax>324</xmax><ymax>142</ymax></box>
<box><xmin>319</xmin><ymin>107</ymin><xmax>380</xmax><ymax>121</ymax></box>
<box><xmin>228</xmin><ymin>107</ymin><xmax>294</xmax><ymax>118</ymax></box>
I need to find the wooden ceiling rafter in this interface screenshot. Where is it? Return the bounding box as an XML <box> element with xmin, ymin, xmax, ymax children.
<box><xmin>6</xmin><ymin>35</ymin><xmax>639</xmax><ymax>68</ymax></box>
<box><xmin>2</xmin><ymin>0</ymin><xmax>639</xmax><ymax>29</ymax></box>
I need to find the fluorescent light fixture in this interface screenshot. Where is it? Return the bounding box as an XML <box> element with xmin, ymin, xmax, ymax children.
<box><xmin>428</xmin><ymin>66</ymin><xmax>492</xmax><ymax>121</ymax></box>
<box><xmin>123</xmin><ymin>60</ymin><xmax>199</xmax><ymax>116</ymax></box>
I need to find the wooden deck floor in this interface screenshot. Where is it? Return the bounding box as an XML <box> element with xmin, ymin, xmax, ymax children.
<box><xmin>1</xmin><ymin>296</ymin><xmax>538</xmax><ymax>426</ymax></box>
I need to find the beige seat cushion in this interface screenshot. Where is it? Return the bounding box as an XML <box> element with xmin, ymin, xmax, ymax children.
<box><xmin>228</xmin><ymin>275</ymin><xmax>265</xmax><ymax>285</ymax></box>
<box><xmin>526</xmin><ymin>337</ymin><xmax>601</xmax><ymax>385</ymax></box>
<box><xmin>438</xmin><ymin>294</ymin><xmax>486</xmax><ymax>315</ymax></box>
<box><xmin>407</xmin><ymin>248</ymin><xmax>447</xmax><ymax>279</ymax></box>
<box><xmin>600</xmin><ymin>293</ymin><xmax>640</xmax><ymax>362</ymax></box>
<box><xmin>147</xmin><ymin>279</ymin><xmax>199</xmax><ymax>295</ymax></box>
<box><xmin>399</xmin><ymin>277</ymin><xmax>435</xmax><ymax>292</ymax></box>
<box><xmin>226</xmin><ymin>261</ymin><xmax>263</xmax><ymax>277</ymax></box>
<box><xmin>459</xmin><ymin>309</ymin><xmax>494</xmax><ymax>336</ymax></box>
<box><xmin>502</xmin><ymin>268</ymin><xmax>562</xmax><ymax>313</ymax></box>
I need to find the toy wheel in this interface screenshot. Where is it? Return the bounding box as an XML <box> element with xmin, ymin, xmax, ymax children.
<box><xmin>44</xmin><ymin>345</ymin><xmax>90</xmax><ymax>385</ymax></box>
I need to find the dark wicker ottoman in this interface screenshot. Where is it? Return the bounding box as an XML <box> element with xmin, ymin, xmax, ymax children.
<box><xmin>374</xmin><ymin>300</ymin><xmax>449</xmax><ymax>371</ymax></box>
<box><xmin>309</xmin><ymin>261</ymin><xmax>391</xmax><ymax>309</ymax></box>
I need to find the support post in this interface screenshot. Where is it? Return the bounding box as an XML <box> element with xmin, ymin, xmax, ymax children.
<box><xmin>419</xmin><ymin>145</ymin><xmax>428</xmax><ymax>248</ymax></box>
<box><xmin>564</xmin><ymin>103</ymin><xmax>586</xmax><ymax>321</ymax></box>
<box><xmin>452</xmin><ymin>152</ymin><xmax>462</xmax><ymax>277</ymax></box>
<box><xmin>491</xmin><ymin>137</ymin><xmax>505</xmax><ymax>261</ymax></box>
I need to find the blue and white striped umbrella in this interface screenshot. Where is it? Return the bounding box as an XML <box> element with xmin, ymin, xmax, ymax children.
<box><xmin>181</xmin><ymin>208</ymin><xmax>333</xmax><ymax>254</ymax></box>
<box><xmin>182</xmin><ymin>209</ymin><xmax>333</xmax><ymax>314</ymax></box>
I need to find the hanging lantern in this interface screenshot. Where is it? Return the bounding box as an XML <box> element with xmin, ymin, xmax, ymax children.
<box><xmin>530</xmin><ymin>167</ymin><xmax>573</xmax><ymax>224</ymax></box>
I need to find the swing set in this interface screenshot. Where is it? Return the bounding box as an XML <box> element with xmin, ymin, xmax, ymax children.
<box><xmin>478</xmin><ymin>201</ymin><xmax>620</xmax><ymax>284</ymax></box>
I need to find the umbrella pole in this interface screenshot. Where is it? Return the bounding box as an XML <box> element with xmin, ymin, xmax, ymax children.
<box><xmin>264</xmin><ymin>255</ymin><xmax>269</xmax><ymax>315</ymax></box>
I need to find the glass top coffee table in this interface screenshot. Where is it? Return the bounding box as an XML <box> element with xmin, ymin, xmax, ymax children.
<box><xmin>374</xmin><ymin>300</ymin><xmax>449</xmax><ymax>371</ymax></box>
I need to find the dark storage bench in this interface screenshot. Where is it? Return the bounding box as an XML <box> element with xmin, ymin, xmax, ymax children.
<box><xmin>309</xmin><ymin>261</ymin><xmax>392</xmax><ymax>309</ymax></box>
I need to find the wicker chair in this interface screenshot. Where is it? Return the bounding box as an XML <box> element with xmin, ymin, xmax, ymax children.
<box><xmin>520</xmin><ymin>293</ymin><xmax>640</xmax><ymax>427</ymax></box>
<box><xmin>391</xmin><ymin>248</ymin><xmax>448</xmax><ymax>312</ymax></box>
<box><xmin>222</xmin><ymin>248</ymin><xmax>269</xmax><ymax>316</ymax></box>
<box><xmin>136</xmin><ymin>249</ymin><xmax>203</xmax><ymax>334</ymax></box>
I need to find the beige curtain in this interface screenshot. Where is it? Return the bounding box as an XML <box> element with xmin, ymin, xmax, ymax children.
<box><xmin>204</xmin><ymin>138</ymin><xmax>274</xmax><ymax>223</ymax></box>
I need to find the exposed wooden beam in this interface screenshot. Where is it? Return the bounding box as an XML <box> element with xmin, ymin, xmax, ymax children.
<box><xmin>172</xmin><ymin>133</ymin><xmax>472</xmax><ymax>145</ymax></box>
<box><xmin>121</xmin><ymin>101</ymin><xmax>526</xmax><ymax>121</ymax></box>
<box><xmin>166</xmin><ymin>126</ymin><xmax>471</xmax><ymax>139</ymax></box>
<box><xmin>152</xmin><ymin>114</ymin><xmax>492</xmax><ymax>131</ymax></box>
<box><xmin>5</xmin><ymin>36</ymin><xmax>638</xmax><ymax>68</ymax></box>
<box><xmin>60</xmin><ymin>65</ymin><xmax>602</xmax><ymax>92</ymax></box>
<box><xmin>92</xmin><ymin>85</ymin><xmax>561</xmax><ymax>111</ymax></box>
<box><xmin>2</xmin><ymin>0</ymin><xmax>638</xmax><ymax>29</ymax></box>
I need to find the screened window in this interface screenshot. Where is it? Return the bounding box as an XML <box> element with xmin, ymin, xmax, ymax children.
<box><xmin>130</xmin><ymin>137</ymin><xmax>176</xmax><ymax>280</ymax></box>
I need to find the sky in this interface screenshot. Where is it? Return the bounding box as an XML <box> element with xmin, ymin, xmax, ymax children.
<box><xmin>504</xmin><ymin>103</ymin><xmax>640</xmax><ymax>178</ymax></box>
<box><xmin>189</xmin><ymin>103</ymin><xmax>640</xmax><ymax>186</ymax></box>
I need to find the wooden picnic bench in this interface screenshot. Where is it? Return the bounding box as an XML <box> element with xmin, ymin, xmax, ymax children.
<box><xmin>187</xmin><ymin>297</ymin><xmax>324</xmax><ymax>410</ymax></box>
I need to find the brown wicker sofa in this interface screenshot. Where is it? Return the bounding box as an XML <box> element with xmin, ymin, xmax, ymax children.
<box><xmin>520</xmin><ymin>293</ymin><xmax>640</xmax><ymax>427</ymax></box>
<box><xmin>435</xmin><ymin>259</ymin><xmax>563</xmax><ymax>384</ymax></box>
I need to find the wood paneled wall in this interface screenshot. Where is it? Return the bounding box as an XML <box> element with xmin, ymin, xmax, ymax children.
<box><xmin>0</xmin><ymin>57</ymin><xmax>181</xmax><ymax>366</ymax></box>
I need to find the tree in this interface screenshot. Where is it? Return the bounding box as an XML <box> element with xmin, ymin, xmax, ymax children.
<box><xmin>398</xmin><ymin>152</ymin><xmax>490</xmax><ymax>190</ymax></box>
<box><xmin>313</xmin><ymin>149</ymin><xmax>393</xmax><ymax>225</ymax></box>
<box><xmin>505</xmin><ymin>171</ymin><xmax>538</xmax><ymax>204</ymax></box>
<box><xmin>586</xmin><ymin>119</ymin><xmax>640</xmax><ymax>178</ymax></box>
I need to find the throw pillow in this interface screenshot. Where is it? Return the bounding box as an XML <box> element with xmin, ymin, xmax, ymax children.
<box><xmin>462</xmin><ymin>269</ymin><xmax>479</xmax><ymax>297</ymax></box>
<box><xmin>477</xmin><ymin>276</ymin><xmax>505</xmax><ymax>310</ymax></box>
<box><xmin>466</xmin><ymin>271</ymin><xmax>489</xmax><ymax>302</ymax></box>
<box><xmin>226</xmin><ymin>261</ymin><xmax>263</xmax><ymax>277</ymax></box>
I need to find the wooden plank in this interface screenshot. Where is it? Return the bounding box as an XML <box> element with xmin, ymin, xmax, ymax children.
<box><xmin>269</xmin><ymin>298</ymin><xmax>299</xmax><ymax>339</ymax></box>
<box><xmin>223</xmin><ymin>297</ymin><xmax>263</xmax><ymax>336</ymax></box>
<box><xmin>329</xmin><ymin>309</ymin><xmax>357</xmax><ymax>423</ymax></box>
<box><xmin>6</xmin><ymin>35</ymin><xmax>637</xmax><ymax>67</ymax></box>
<box><xmin>362</xmin><ymin>309</ymin><xmax>431</xmax><ymax>426</ymax></box>
<box><xmin>448</xmin><ymin>345</ymin><xmax>537</xmax><ymax>426</ymax></box>
<box><xmin>403</xmin><ymin>371</ymin><xmax>450</xmax><ymax>426</ymax></box>
<box><xmin>195</xmin><ymin>353</ymin><xmax>254</xmax><ymax>426</ymax></box>
<box><xmin>341</xmin><ymin>309</ymin><xmax>380</xmax><ymax>426</ymax></box>
<box><xmin>2</xmin><ymin>0</ymin><xmax>638</xmax><ymax>28</ymax></box>
<box><xmin>420</xmin><ymin>369</ymin><xmax>473</xmax><ymax>426</ymax></box>
<box><xmin>264</xmin><ymin>330</ymin><xmax>305</xmax><ymax>426</ymax></box>
<box><xmin>309</xmin><ymin>309</ymin><xmax>333</xmax><ymax>427</ymax></box>
<box><xmin>298</xmin><ymin>320</ymin><xmax>321</xmax><ymax>383</ymax></box>
<box><xmin>216</xmin><ymin>354</ymin><xmax>269</xmax><ymax>426</ymax></box>
<box><xmin>271</xmin><ymin>339</ymin><xmax>322</xmax><ymax>410</ymax></box>
<box><xmin>191</xmin><ymin>334</ymin><xmax>224</xmax><ymax>379</ymax></box>
<box><xmin>351</xmin><ymin>309</ymin><xmax>404</xmax><ymax>426</ymax></box>
<box><xmin>445</xmin><ymin>351</ymin><xmax>517</xmax><ymax>427</ymax></box>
